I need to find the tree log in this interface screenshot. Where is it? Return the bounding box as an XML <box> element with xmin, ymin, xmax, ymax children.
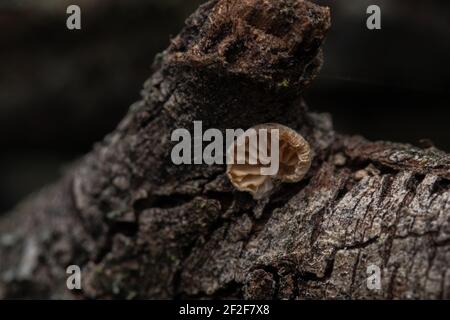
<box><xmin>1</xmin><ymin>0</ymin><xmax>449</xmax><ymax>299</ymax></box>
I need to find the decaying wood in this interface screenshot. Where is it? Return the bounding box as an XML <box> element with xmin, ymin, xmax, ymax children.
<box><xmin>0</xmin><ymin>0</ymin><xmax>449</xmax><ymax>299</ymax></box>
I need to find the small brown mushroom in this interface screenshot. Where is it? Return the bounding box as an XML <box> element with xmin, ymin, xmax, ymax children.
<box><xmin>227</xmin><ymin>123</ymin><xmax>312</xmax><ymax>199</ymax></box>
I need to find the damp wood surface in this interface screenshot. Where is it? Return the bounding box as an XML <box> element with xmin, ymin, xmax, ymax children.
<box><xmin>0</xmin><ymin>0</ymin><xmax>449</xmax><ymax>299</ymax></box>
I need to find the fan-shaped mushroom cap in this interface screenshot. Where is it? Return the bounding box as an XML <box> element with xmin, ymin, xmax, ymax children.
<box><xmin>227</xmin><ymin>123</ymin><xmax>312</xmax><ymax>199</ymax></box>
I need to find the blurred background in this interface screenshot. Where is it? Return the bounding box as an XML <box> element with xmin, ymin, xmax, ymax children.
<box><xmin>0</xmin><ymin>0</ymin><xmax>449</xmax><ymax>213</ymax></box>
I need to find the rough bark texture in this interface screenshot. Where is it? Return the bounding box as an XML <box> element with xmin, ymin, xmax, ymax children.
<box><xmin>0</xmin><ymin>0</ymin><xmax>449</xmax><ymax>300</ymax></box>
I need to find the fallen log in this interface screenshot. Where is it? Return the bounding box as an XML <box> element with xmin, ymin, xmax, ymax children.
<box><xmin>0</xmin><ymin>0</ymin><xmax>449</xmax><ymax>299</ymax></box>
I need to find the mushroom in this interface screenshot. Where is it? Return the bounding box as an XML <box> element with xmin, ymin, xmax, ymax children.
<box><xmin>227</xmin><ymin>123</ymin><xmax>312</xmax><ymax>199</ymax></box>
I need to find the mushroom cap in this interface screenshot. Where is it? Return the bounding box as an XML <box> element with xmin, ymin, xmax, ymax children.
<box><xmin>227</xmin><ymin>123</ymin><xmax>312</xmax><ymax>199</ymax></box>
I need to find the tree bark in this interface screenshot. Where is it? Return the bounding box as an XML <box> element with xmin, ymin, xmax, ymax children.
<box><xmin>1</xmin><ymin>0</ymin><xmax>449</xmax><ymax>300</ymax></box>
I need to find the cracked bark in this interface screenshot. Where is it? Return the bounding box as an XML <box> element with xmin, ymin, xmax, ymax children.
<box><xmin>0</xmin><ymin>0</ymin><xmax>449</xmax><ymax>300</ymax></box>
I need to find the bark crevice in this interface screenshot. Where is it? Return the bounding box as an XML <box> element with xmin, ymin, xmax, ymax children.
<box><xmin>1</xmin><ymin>0</ymin><xmax>449</xmax><ymax>300</ymax></box>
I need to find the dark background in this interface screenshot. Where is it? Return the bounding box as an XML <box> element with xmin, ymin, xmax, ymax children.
<box><xmin>0</xmin><ymin>0</ymin><xmax>449</xmax><ymax>213</ymax></box>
